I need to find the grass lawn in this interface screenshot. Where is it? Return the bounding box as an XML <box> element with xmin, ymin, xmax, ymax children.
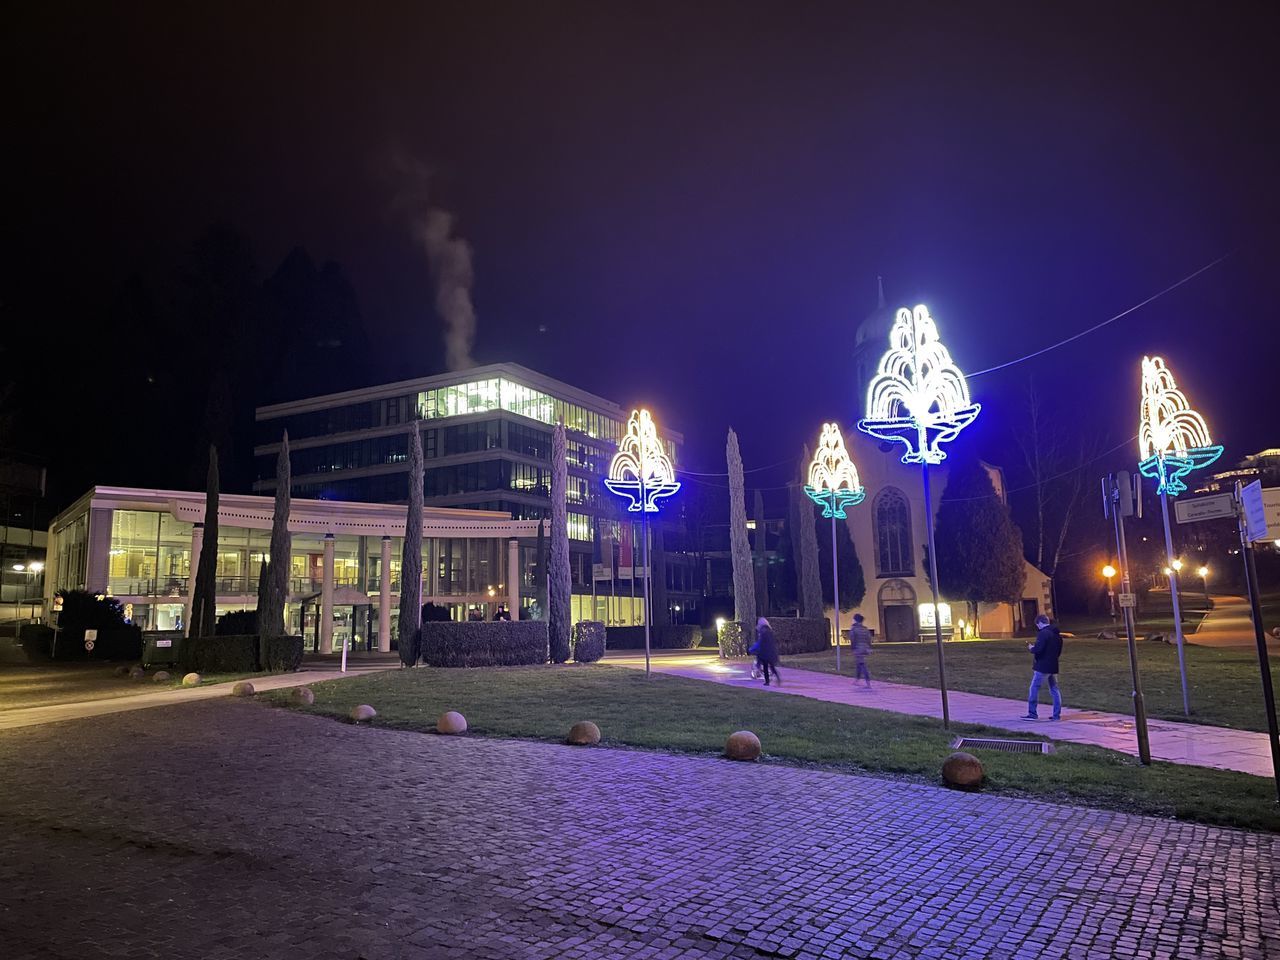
<box><xmin>1065</xmin><ymin>589</ymin><xmax>1210</xmax><ymax>638</ymax></box>
<box><xmin>790</xmin><ymin>639</ymin><xmax>1279</xmax><ymax>732</ymax></box>
<box><xmin>260</xmin><ymin>664</ymin><xmax>1280</xmax><ymax>834</ymax></box>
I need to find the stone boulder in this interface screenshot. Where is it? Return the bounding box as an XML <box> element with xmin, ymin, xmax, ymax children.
<box><xmin>181</xmin><ymin>672</ymin><xmax>202</xmax><ymax>687</ymax></box>
<box><xmin>567</xmin><ymin>721</ymin><xmax>601</xmax><ymax>745</ymax></box>
<box><xmin>129</xmin><ymin>667</ymin><xmax>145</xmax><ymax>680</ymax></box>
<box><xmin>290</xmin><ymin>686</ymin><xmax>315</xmax><ymax>706</ymax></box>
<box><xmin>231</xmin><ymin>681</ymin><xmax>255</xmax><ymax>697</ymax></box>
<box><xmin>725</xmin><ymin>730</ymin><xmax>762</xmax><ymax>761</ymax></box>
<box><xmin>152</xmin><ymin>671</ymin><xmax>171</xmax><ymax>682</ymax></box>
<box><xmin>114</xmin><ymin>665</ymin><xmax>131</xmax><ymax>676</ymax></box>
<box><xmin>942</xmin><ymin>752</ymin><xmax>984</xmax><ymax>790</ymax></box>
<box><xmin>437</xmin><ymin>711</ymin><xmax>468</xmax><ymax>735</ymax></box>
<box><xmin>350</xmin><ymin>704</ymin><xmax>377</xmax><ymax>722</ymax></box>
<box><xmin>1096</xmin><ymin>630</ymin><xmax>1116</xmax><ymax>640</ymax></box>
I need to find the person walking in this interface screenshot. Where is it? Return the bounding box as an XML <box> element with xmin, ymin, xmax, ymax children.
<box><xmin>748</xmin><ymin>616</ymin><xmax>781</xmax><ymax>686</ymax></box>
<box><xmin>1021</xmin><ymin>614</ymin><xmax>1063</xmax><ymax>721</ymax></box>
<box><xmin>849</xmin><ymin>613</ymin><xmax>873</xmax><ymax>688</ymax></box>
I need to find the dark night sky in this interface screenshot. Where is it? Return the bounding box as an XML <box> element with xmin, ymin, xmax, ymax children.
<box><xmin>6</xmin><ymin>2</ymin><xmax>1279</xmax><ymax>507</ymax></box>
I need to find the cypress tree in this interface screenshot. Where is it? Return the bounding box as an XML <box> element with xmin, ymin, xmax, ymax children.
<box><xmin>397</xmin><ymin>424</ymin><xmax>424</xmax><ymax>665</ymax></box>
<box><xmin>815</xmin><ymin>511</ymin><xmax>865</xmax><ymax>613</ymax></box>
<box><xmin>726</xmin><ymin>428</ymin><xmax>756</xmax><ymax>622</ymax></box>
<box><xmin>792</xmin><ymin>466</ymin><xmax>825</xmax><ymax>619</ymax></box>
<box><xmin>256</xmin><ymin>431</ymin><xmax>292</xmax><ymax>664</ymax></box>
<box><xmin>189</xmin><ymin>445</ymin><xmax>220</xmax><ymax>639</ymax></box>
<box><xmin>753</xmin><ymin>488</ymin><xmax>768</xmax><ymax>616</ymax></box>
<box><xmin>548</xmin><ymin>422</ymin><xmax>572</xmax><ymax>662</ymax></box>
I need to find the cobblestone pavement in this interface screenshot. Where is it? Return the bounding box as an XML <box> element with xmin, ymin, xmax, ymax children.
<box><xmin>1</xmin><ymin>701</ymin><xmax>1277</xmax><ymax>960</ymax></box>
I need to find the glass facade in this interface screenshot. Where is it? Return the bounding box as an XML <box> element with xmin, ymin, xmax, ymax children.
<box><xmin>417</xmin><ymin>377</ymin><xmax>622</xmax><ymax>442</ymax></box>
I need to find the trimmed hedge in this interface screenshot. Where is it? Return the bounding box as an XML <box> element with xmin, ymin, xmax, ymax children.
<box><xmin>419</xmin><ymin>621</ymin><xmax>549</xmax><ymax>667</ymax></box>
<box><xmin>217</xmin><ymin>610</ymin><xmax>258</xmax><ymax>636</ymax></box>
<box><xmin>180</xmin><ymin>634</ymin><xmax>304</xmax><ymax>673</ymax></box>
<box><xmin>571</xmin><ymin>621</ymin><xmax>606</xmax><ymax>663</ymax></box>
<box><xmin>605</xmin><ymin>625</ymin><xmax>701</xmax><ymax>650</ymax></box>
<box><xmin>25</xmin><ymin>623</ymin><xmax>143</xmax><ymax>661</ymax></box>
<box><xmin>717</xmin><ymin>621</ymin><xmax>751</xmax><ymax>658</ymax></box>
<box><xmin>19</xmin><ymin>624</ymin><xmax>55</xmax><ymax>660</ymax></box>
<box><xmin>770</xmin><ymin>618</ymin><xmax>831</xmax><ymax>655</ymax></box>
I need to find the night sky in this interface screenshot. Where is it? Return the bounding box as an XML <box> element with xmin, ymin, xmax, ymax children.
<box><xmin>7</xmin><ymin>2</ymin><xmax>1279</xmax><ymax>508</ymax></box>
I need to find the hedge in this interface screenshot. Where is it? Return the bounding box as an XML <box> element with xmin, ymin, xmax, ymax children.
<box><xmin>419</xmin><ymin>621</ymin><xmax>548</xmax><ymax>667</ymax></box>
<box><xmin>216</xmin><ymin>610</ymin><xmax>258</xmax><ymax>636</ymax></box>
<box><xmin>179</xmin><ymin>634</ymin><xmax>304</xmax><ymax>673</ymax></box>
<box><xmin>571</xmin><ymin>621</ymin><xmax>606</xmax><ymax>663</ymax></box>
<box><xmin>717</xmin><ymin>621</ymin><xmax>751</xmax><ymax>658</ymax></box>
<box><xmin>769</xmin><ymin>618</ymin><xmax>831</xmax><ymax>655</ymax></box>
<box><xmin>22</xmin><ymin>623</ymin><xmax>143</xmax><ymax>661</ymax></box>
<box><xmin>605</xmin><ymin>625</ymin><xmax>701</xmax><ymax>650</ymax></box>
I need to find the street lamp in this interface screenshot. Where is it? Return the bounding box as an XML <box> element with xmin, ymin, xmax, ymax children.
<box><xmin>1197</xmin><ymin>565</ymin><xmax>1210</xmax><ymax>611</ymax></box>
<box><xmin>1102</xmin><ymin>564</ymin><xmax>1117</xmax><ymax>627</ymax></box>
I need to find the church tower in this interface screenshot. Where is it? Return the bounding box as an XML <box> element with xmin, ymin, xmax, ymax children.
<box><xmin>853</xmin><ymin>276</ymin><xmax>893</xmax><ymax>413</ymax></box>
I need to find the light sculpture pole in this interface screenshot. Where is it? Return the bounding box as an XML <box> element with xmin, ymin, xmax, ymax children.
<box><xmin>804</xmin><ymin>422</ymin><xmax>865</xmax><ymax>673</ymax></box>
<box><xmin>1138</xmin><ymin>355</ymin><xmax>1223</xmax><ymax>717</ymax></box>
<box><xmin>604</xmin><ymin>409</ymin><xmax>680</xmax><ymax>676</ymax></box>
<box><xmin>858</xmin><ymin>304</ymin><xmax>980</xmax><ymax>729</ymax></box>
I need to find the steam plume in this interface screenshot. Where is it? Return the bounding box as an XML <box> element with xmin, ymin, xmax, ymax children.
<box><xmin>414</xmin><ymin>209</ymin><xmax>476</xmax><ymax>371</ymax></box>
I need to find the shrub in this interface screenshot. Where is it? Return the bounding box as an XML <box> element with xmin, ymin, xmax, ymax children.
<box><xmin>419</xmin><ymin>621</ymin><xmax>549</xmax><ymax>667</ymax></box>
<box><xmin>571</xmin><ymin>621</ymin><xmax>606</xmax><ymax>663</ymax></box>
<box><xmin>216</xmin><ymin>609</ymin><xmax>258</xmax><ymax>636</ymax></box>
<box><xmin>178</xmin><ymin>634</ymin><xmax>303</xmax><ymax>672</ymax></box>
<box><xmin>718</xmin><ymin>621</ymin><xmax>751</xmax><ymax>658</ymax></box>
<box><xmin>769</xmin><ymin>618</ymin><xmax>830</xmax><ymax>655</ymax></box>
<box><xmin>18</xmin><ymin>624</ymin><xmax>54</xmax><ymax>660</ymax></box>
<box><xmin>605</xmin><ymin>625</ymin><xmax>701</xmax><ymax>650</ymax></box>
<box><xmin>263</xmin><ymin>635</ymin><xmax>305</xmax><ymax>672</ymax></box>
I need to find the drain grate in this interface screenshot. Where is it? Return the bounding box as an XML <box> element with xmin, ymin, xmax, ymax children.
<box><xmin>952</xmin><ymin>737</ymin><xmax>1053</xmax><ymax>755</ymax></box>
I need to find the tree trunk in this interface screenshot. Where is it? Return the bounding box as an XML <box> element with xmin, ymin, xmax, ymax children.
<box><xmin>190</xmin><ymin>445</ymin><xmax>220</xmax><ymax>639</ymax></box>
<box><xmin>397</xmin><ymin>425</ymin><xmax>424</xmax><ymax>666</ymax></box>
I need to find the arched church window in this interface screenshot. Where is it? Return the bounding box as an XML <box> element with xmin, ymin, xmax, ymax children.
<box><xmin>874</xmin><ymin>488</ymin><xmax>914</xmax><ymax>577</ymax></box>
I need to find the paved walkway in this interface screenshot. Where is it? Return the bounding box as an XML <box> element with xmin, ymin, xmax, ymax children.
<box><xmin>1194</xmin><ymin>594</ymin><xmax>1279</xmax><ymax>648</ymax></box>
<box><xmin>0</xmin><ymin>661</ymin><xmax>394</xmax><ymax>730</ymax></box>
<box><xmin>607</xmin><ymin>651</ymin><xmax>1278</xmax><ymax>778</ymax></box>
<box><xmin>2</xmin><ymin>699</ymin><xmax>1276</xmax><ymax>960</ymax></box>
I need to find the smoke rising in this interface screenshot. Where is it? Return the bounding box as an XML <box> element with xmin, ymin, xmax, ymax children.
<box><xmin>413</xmin><ymin>209</ymin><xmax>476</xmax><ymax>371</ymax></box>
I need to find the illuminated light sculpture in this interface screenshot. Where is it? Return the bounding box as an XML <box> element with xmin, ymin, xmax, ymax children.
<box><xmin>1136</xmin><ymin>355</ymin><xmax>1222</xmax><ymax>717</ymax></box>
<box><xmin>604</xmin><ymin>409</ymin><xmax>681</xmax><ymax>513</ymax></box>
<box><xmin>1137</xmin><ymin>356</ymin><xmax>1223</xmax><ymax>496</ymax></box>
<box><xmin>803</xmin><ymin>422</ymin><xmax>865</xmax><ymax>672</ymax></box>
<box><xmin>857</xmin><ymin>304</ymin><xmax>981</xmax><ymax>466</ymax></box>
<box><xmin>603</xmin><ymin>408</ymin><xmax>680</xmax><ymax>675</ymax></box>
<box><xmin>804</xmin><ymin>422</ymin><xmax>866</xmax><ymax>519</ymax></box>
<box><xmin>857</xmin><ymin>303</ymin><xmax>979</xmax><ymax>729</ymax></box>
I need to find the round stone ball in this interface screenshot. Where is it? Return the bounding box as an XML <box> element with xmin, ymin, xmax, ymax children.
<box><xmin>152</xmin><ymin>671</ymin><xmax>171</xmax><ymax>682</ymax></box>
<box><xmin>942</xmin><ymin>751</ymin><xmax>985</xmax><ymax>790</ymax></box>
<box><xmin>231</xmin><ymin>681</ymin><xmax>255</xmax><ymax>697</ymax></box>
<box><xmin>350</xmin><ymin>704</ymin><xmax>377</xmax><ymax>723</ymax></box>
<box><xmin>129</xmin><ymin>667</ymin><xmax>146</xmax><ymax>680</ymax></box>
<box><xmin>290</xmin><ymin>686</ymin><xmax>315</xmax><ymax>706</ymax></box>
<box><xmin>725</xmin><ymin>730</ymin><xmax>762</xmax><ymax>761</ymax></box>
<box><xmin>114</xmin><ymin>665</ymin><xmax>131</xmax><ymax>676</ymax></box>
<box><xmin>567</xmin><ymin>721</ymin><xmax>601</xmax><ymax>745</ymax></box>
<box><xmin>437</xmin><ymin>711</ymin><xmax>468</xmax><ymax>735</ymax></box>
<box><xmin>181</xmin><ymin>672</ymin><xmax>202</xmax><ymax>687</ymax></box>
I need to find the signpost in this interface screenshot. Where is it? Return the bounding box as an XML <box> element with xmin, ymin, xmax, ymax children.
<box><xmin>1174</xmin><ymin>493</ymin><xmax>1236</xmax><ymax>524</ymax></box>
<box><xmin>1117</xmin><ymin>592</ymin><xmax>1137</xmax><ymax>609</ymax></box>
<box><xmin>1102</xmin><ymin>471</ymin><xmax>1151</xmax><ymax>764</ymax></box>
<box><xmin>1240</xmin><ymin>480</ymin><xmax>1275</xmax><ymax>542</ymax></box>
<box><xmin>83</xmin><ymin>628</ymin><xmax>98</xmax><ymax>653</ymax></box>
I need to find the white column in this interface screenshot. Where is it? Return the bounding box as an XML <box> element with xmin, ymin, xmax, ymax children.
<box><xmin>507</xmin><ymin>538</ymin><xmax>521</xmax><ymax>621</ymax></box>
<box><xmin>378</xmin><ymin>535</ymin><xmax>392</xmax><ymax>652</ymax></box>
<box><xmin>321</xmin><ymin>533</ymin><xmax>335</xmax><ymax>654</ymax></box>
<box><xmin>183</xmin><ymin>523</ymin><xmax>204</xmax><ymax>637</ymax></box>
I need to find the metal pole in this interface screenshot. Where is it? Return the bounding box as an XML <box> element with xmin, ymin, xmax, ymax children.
<box><xmin>641</xmin><ymin>473</ymin><xmax>650</xmax><ymax>677</ymax></box>
<box><xmin>921</xmin><ymin>464</ymin><xmax>950</xmax><ymax>729</ymax></box>
<box><xmin>1111</xmin><ymin>476</ymin><xmax>1151</xmax><ymax>764</ymax></box>
<box><xmin>831</xmin><ymin>514</ymin><xmax>841</xmax><ymax>673</ymax></box>
<box><xmin>1159</xmin><ymin>490</ymin><xmax>1191</xmax><ymax>716</ymax></box>
<box><xmin>1235</xmin><ymin>484</ymin><xmax>1280</xmax><ymax>803</ymax></box>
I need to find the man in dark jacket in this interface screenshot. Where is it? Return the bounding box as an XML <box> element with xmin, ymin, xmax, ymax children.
<box><xmin>1021</xmin><ymin>614</ymin><xmax>1063</xmax><ymax>721</ymax></box>
<box><xmin>748</xmin><ymin>617</ymin><xmax>781</xmax><ymax>686</ymax></box>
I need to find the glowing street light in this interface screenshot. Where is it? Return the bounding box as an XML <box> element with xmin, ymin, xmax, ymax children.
<box><xmin>1197</xmin><ymin>565</ymin><xmax>1210</xmax><ymax>612</ymax></box>
<box><xmin>804</xmin><ymin>422</ymin><xmax>865</xmax><ymax>672</ymax></box>
<box><xmin>604</xmin><ymin>408</ymin><xmax>680</xmax><ymax>676</ymax></box>
<box><xmin>858</xmin><ymin>304</ymin><xmax>979</xmax><ymax>728</ymax></box>
<box><xmin>1101</xmin><ymin>564</ymin><xmax>1118</xmax><ymax>626</ymax></box>
<box><xmin>1138</xmin><ymin>355</ymin><xmax>1222</xmax><ymax>717</ymax></box>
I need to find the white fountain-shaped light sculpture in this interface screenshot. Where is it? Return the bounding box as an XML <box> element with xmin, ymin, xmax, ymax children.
<box><xmin>604</xmin><ymin>408</ymin><xmax>681</xmax><ymax>513</ymax></box>
<box><xmin>804</xmin><ymin>423</ymin><xmax>865</xmax><ymax>519</ymax></box>
<box><xmin>1137</xmin><ymin>356</ymin><xmax>1222</xmax><ymax>496</ymax></box>
<box><xmin>857</xmin><ymin>304</ymin><xmax>980</xmax><ymax>463</ymax></box>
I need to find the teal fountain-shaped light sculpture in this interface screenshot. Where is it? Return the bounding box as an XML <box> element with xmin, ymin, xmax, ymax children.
<box><xmin>1137</xmin><ymin>356</ymin><xmax>1222</xmax><ymax>496</ymax></box>
<box><xmin>804</xmin><ymin>422</ymin><xmax>865</xmax><ymax>518</ymax></box>
<box><xmin>856</xmin><ymin>304</ymin><xmax>980</xmax><ymax>464</ymax></box>
<box><xmin>603</xmin><ymin>408</ymin><xmax>681</xmax><ymax>513</ymax></box>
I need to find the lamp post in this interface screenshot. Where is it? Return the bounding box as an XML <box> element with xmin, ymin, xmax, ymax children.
<box><xmin>1102</xmin><ymin>564</ymin><xmax>1117</xmax><ymax>628</ymax></box>
<box><xmin>1197</xmin><ymin>565</ymin><xmax>1210</xmax><ymax>612</ymax></box>
<box><xmin>858</xmin><ymin>304</ymin><xmax>980</xmax><ymax>729</ymax></box>
<box><xmin>604</xmin><ymin>409</ymin><xmax>680</xmax><ymax>677</ymax></box>
<box><xmin>803</xmin><ymin>423</ymin><xmax>865</xmax><ymax>673</ymax></box>
<box><xmin>1138</xmin><ymin>355</ymin><xmax>1223</xmax><ymax>717</ymax></box>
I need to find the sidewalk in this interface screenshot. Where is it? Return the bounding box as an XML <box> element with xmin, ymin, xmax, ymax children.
<box><xmin>0</xmin><ymin>662</ymin><xmax>394</xmax><ymax>731</ymax></box>
<box><xmin>1193</xmin><ymin>593</ymin><xmax>1278</xmax><ymax>648</ymax></box>
<box><xmin>606</xmin><ymin>651</ymin><xmax>1277</xmax><ymax>778</ymax></box>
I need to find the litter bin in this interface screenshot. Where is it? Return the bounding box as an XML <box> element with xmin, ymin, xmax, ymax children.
<box><xmin>142</xmin><ymin>631</ymin><xmax>184</xmax><ymax>668</ymax></box>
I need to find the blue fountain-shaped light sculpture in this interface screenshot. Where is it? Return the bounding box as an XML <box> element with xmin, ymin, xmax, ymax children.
<box><xmin>856</xmin><ymin>304</ymin><xmax>981</xmax><ymax>465</ymax></box>
<box><xmin>804</xmin><ymin>422</ymin><xmax>865</xmax><ymax>518</ymax></box>
<box><xmin>604</xmin><ymin>408</ymin><xmax>681</xmax><ymax>513</ymax></box>
<box><xmin>1137</xmin><ymin>356</ymin><xmax>1223</xmax><ymax>496</ymax></box>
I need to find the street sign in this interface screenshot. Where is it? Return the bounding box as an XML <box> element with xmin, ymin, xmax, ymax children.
<box><xmin>1175</xmin><ymin>492</ymin><xmax>1235</xmax><ymax>524</ymax></box>
<box><xmin>83</xmin><ymin>628</ymin><xmax>98</xmax><ymax>652</ymax></box>
<box><xmin>1118</xmin><ymin>593</ymin><xmax>1137</xmax><ymax>609</ymax></box>
<box><xmin>1241</xmin><ymin>481</ymin><xmax>1272</xmax><ymax>542</ymax></box>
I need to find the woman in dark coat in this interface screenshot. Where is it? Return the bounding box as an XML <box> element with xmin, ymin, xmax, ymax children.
<box><xmin>749</xmin><ymin>617</ymin><xmax>782</xmax><ymax>686</ymax></box>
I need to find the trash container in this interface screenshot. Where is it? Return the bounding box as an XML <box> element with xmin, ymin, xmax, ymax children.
<box><xmin>142</xmin><ymin>631</ymin><xmax>184</xmax><ymax>668</ymax></box>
